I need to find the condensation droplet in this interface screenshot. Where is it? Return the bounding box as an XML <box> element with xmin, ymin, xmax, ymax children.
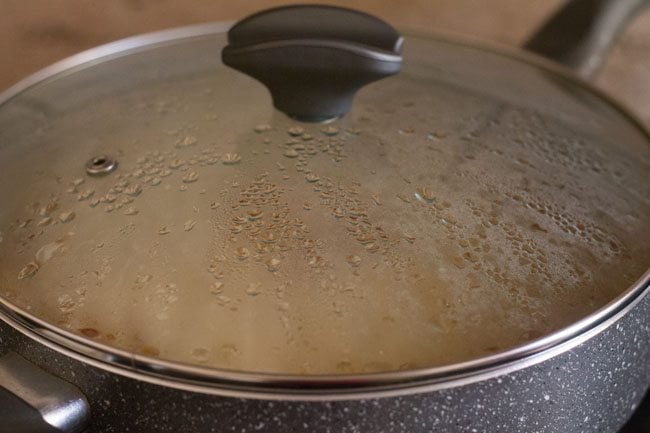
<box><xmin>184</xmin><ymin>219</ymin><xmax>196</xmax><ymax>232</ymax></box>
<box><xmin>254</xmin><ymin>124</ymin><xmax>271</xmax><ymax>133</ymax></box>
<box><xmin>245</xmin><ymin>283</ymin><xmax>262</xmax><ymax>296</ymax></box>
<box><xmin>124</xmin><ymin>184</ymin><xmax>143</xmax><ymax>196</ymax></box>
<box><xmin>287</xmin><ymin>126</ymin><xmax>305</xmax><ymax>136</ymax></box>
<box><xmin>221</xmin><ymin>153</ymin><xmax>241</xmax><ymax>165</ymax></box>
<box><xmin>210</xmin><ymin>281</ymin><xmax>224</xmax><ymax>294</ymax></box>
<box><xmin>246</xmin><ymin>209</ymin><xmax>264</xmax><ymax>221</ymax></box>
<box><xmin>182</xmin><ymin>172</ymin><xmax>199</xmax><ymax>183</ymax></box>
<box><xmin>321</xmin><ymin>125</ymin><xmax>339</xmax><ymax>136</ymax></box>
<box><xmin>37</xmin><ymin>217</ymin><xmax>52</xmax><ymax>227</ymax></box>
<box><xmin>18</xmin><ymin>262</ymin><xmax>39</xmax><ymax>280</ymax></box>
<box><xmin>266</xmin><ymin>257</ymin><xmax>281</xmax><ymax>272</ymax></box>
<box><xmin>235</xmin><ymin>247</ymin><xmax>250</xmax><ymax>260</ymax></box>
<box><xmin>347</xmin><ymin>255</ymin><xmax>362</xmax><ymax>267</ymax></box>
<box><xmin>58</xmin><ymin>211</ymin><xmax>76</xmax><ymax>223</ymax></box>
<box><xmin>190</xmin><ymin>347</ymin><xmax>209</xmax><ymax>362</ymax></box>
<box><xmin>415</xmin><ymin>186</ymin><xmax>435</xmax><ymax>203</ymax></box>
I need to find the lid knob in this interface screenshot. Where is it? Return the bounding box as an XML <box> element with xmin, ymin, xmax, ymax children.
<box><xmin>222</xmin><ymin>5</ymin><xmax>403</xmax><ymax>123</ymax></box>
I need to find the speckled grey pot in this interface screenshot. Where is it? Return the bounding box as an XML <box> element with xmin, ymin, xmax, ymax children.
<box><xmin>1</xmin><ymin>285</ymin><xmax>649</xmax><ymax>433</ymax></box>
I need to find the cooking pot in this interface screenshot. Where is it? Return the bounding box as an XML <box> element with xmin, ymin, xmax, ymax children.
<box><xmin>1</xmin><ymin>1</ymin><xmax>649</xmax><ymax>432</ymax></box>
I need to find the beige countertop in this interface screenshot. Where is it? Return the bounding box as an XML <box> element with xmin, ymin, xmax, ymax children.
<box><xmin>2</xmin><ymin>0</ymin><xmax>650</xmax><ymax>126</ymax></box>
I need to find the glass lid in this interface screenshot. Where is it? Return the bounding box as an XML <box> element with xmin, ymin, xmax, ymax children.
<box><xmin>0</xmin><ymin>20</ymin><xmax>648</xmax><ymax>375</ymax></box>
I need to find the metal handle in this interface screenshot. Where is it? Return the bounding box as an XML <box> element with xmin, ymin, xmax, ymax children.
<box><xmin>0</xmin><ymin>351</ymin><xmax>89</xmax><ymax>433</ymax></box>
<box><xmin>525</xmin><ymin>0</ymin><xmax>649</xmax><ymax>78</ymax></box>
<box><xmin>222</xmin><ymin>5</ymin><xmax>403</xmax><ymax>123</ymax></box>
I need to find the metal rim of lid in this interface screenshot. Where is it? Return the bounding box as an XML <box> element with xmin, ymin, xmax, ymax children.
<box><xmin>0</xmin><ymin>22</ymin><xmax>648</xmax><ymax>400</ymax></box>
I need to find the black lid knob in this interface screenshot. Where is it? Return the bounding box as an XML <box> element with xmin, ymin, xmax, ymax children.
<box><xmin>222</xmin><ymin>5</ymin><xmax>403</xmax><ymax>123</ymax></box>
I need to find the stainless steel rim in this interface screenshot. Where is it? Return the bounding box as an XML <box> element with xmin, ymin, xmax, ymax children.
<box><xmin>0</xmin><ymin>22</ymin><xmax>648</xmax><ymax>401</ymax></box>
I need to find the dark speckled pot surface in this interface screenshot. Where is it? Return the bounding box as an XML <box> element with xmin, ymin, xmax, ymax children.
<box><xmin>1</xmin><ymin>289</ymin><xmax>648</xmax><ymax>433</ymax></box>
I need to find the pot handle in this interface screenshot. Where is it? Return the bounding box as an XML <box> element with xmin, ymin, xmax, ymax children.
<box><xmin>222</xmin><ymin>5</ymin><xmax>403</xmax><ymax>123</ymax></box>
<box><xmin>0</xmin><ymin>351</ymin><xmax>90</xmax><ymax>433</ymax></box>
<box><xmin>525</xmin><ymin>0</ymin><xmax>649</xmax><ymax>78</ymax></box>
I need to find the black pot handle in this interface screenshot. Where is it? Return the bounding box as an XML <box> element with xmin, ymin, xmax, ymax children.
<box><xmin>222</xmin><ymin>5</ymin><xmax>403</xmax><ymax>123</ymax></box>
<box><xmin>0</xmin><ymin>351</ymin><xmax>89</xmax><ymax>433</ymax></box>
<box><xmin>525</xmin><ymin>0</ymin><xmax>649</xmax><ymax>78</ymax></box>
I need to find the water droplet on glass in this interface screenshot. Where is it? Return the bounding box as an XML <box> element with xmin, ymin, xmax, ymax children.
<box><xmin>210</xmin><ymin>281</ymin><xmax>224</xmax><ymax>294</ymax></box>
<box><xmin>235</xmin><ymin>247</ymin><xmax>250</xmax><ymax>260</ymax></box>
<box><xmin>254</xmin><ymin>123</ymin><xmax>271</xmax><ymax>133</ymax></box>
<box><xmin>182</xmin><ymin>172</ymin><xmax>199</xmax><ymax>183</ymax></box>
<box><xmin>18</xmin><ymin>262</ymin><xmax>39</xmax><ymax>279</ymax></box>
<box><xmin>58</xmin><ymin>211</ymin><xmax>76</xmax><ymax>223</ymax></box>
<box><xmin>246</xmin><ymin>209</ymin><xmax>263</xmax><ymax>221</ymax></box>
<box><xmin>221</xmin><ymin>153</ymin><xmax>241</xmax><ymax>165</ymax></box>
<box><xmin>37</xmin><ymin>217</ymin><xmax>52</xmax><ymax>227</ymax></box>
<box><xmin>321</xmin><ymin>125</ymin><xmax>339</xmax><ymax>136</ymax></box>
<box><xmin>190</xmin><ymin>347</ymin><xmax>209</xmax><ymax>362</ymax></box>
<box><xmin>184</xmin><ymin>219</ymin><xmax>196</xmax><ymax>232</ymax></box>
<box><xmin>77</xmin><ymin>189</ymin><xmax>95</xmax><ymax>201</ymax></box>
<box><xmin>347</xmin><ymin>255</ymin><xmax>362</xmax><ymax>267</ymax></box>
<box><xmin>177</xmin><ymin>135</ymin><xmax>197</xmax><ymax>148</ymax></box>
<box><xmin>245</xmin><ymin>283</ymin><xmax>262</xmax><ymax>296</ymax></box>
<box><xmin>415</xmin><ymin>186</ymin><xmax>435</xmax><ymax>203</ymax></box>
<box><xmin>266</xmin><ymin>257</ymin><xmax>281</xmax><ymax>272</ymax></box>
<box><xmin>124</xmin><ymin>184</ymin><xmax>143</xmax><ymax>197</ymax></box>
<box><xmin>287</xmin><ymin>126</ymin><xmax>305</xmax><ymax>136</ymax></box>
<box><xmin>35</xmin><ymin>241</ymin><xmax>64</xmax><ymax>264</ymax></box>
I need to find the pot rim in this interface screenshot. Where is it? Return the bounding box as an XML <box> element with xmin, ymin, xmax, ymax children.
<box><xmin>0</xmin><ymin>21</ymin><xmax>648</xmax><ymax>401</ymax></box>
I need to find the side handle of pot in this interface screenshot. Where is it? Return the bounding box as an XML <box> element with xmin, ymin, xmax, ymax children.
<box><xmin>0</xmin><ymin>351</ymin><xmax>90</xmax><ymax>433</ymax></box>
<box><xmin>525</xmin><ymin>0</ymin><xmax>649</xmax><ymax>78</ymax></box>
